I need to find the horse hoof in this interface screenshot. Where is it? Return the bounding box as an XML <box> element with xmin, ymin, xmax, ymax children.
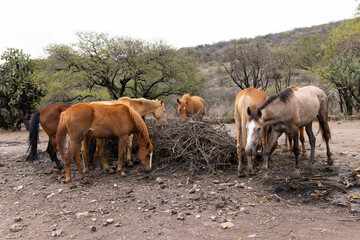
<box><xmin>327</xmin><ymin>158</ymin><xmax>333</xmax><ymax>166</ymax></box>
<box><xmin>238</xmin><ymin>172</ymin><xmax>246</xmax><ymax>178</ymax></box>
<box><xmin>107</xmin><ymin>168</ymin><xmax>115</xmax><ymax>174</ymax></box>
<box><xmin>69</xmin><ymin>184</ymin><xmax>77</xmax><ymax>189</ymax></box>
<box><xmin>120</xmin><ymin>172</ymin><xmax>127</xmax><ymax>177</ymax></box>
<box><xmin>248</xmin><ymin>169</ymin><xmax>256</xmax><ymax>176</ymax></box>
<box><xmin>127</xmin><ymin>161</ymin><xmax>134</xmax><ymax>167</ymax></box>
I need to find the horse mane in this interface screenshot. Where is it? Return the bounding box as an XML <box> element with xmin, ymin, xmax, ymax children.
<box><xmin>250</xmin><ymin>87</ymin><xmax>294</xmax><ymax>120</ymax></box>
<box><xmin>127</xmin><ymin>106</ymin><xmax>150</xmax><ymax>142</ymax></box>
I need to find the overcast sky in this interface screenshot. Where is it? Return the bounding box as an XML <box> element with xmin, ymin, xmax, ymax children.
<box><xmin>1</xmin><ymin>0</ymin><xmax>358</xmax><ymax>59</ymax></box>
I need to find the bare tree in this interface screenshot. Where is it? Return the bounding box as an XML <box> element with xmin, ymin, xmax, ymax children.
<box><xmin>222</xmin><ymin>42</ymin><xmax>271</xmax><ymax>90</ymax></box>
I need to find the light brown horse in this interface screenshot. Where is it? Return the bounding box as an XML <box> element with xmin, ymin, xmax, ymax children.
<box><xmin>26</xmin><ymin>104</ymin><xmax>71</xmax><ymax>170</ymax></box>
<box><xmin>234</xmin><ymin>88</ymin><xmax>268</xmax><ymax>177</ymax></box>
<box><xmin>81</xmin><ymin>97</ymin><xmax>166</xmax><ymax>173</ymax></box>
<box><xmin>245</xmin><ymin>86</ymin><xmax>332</xmax><ymax>178</ymax></box>
<box><xmin>177</xmin><ymin>94</ymin><xmax>205</xmax><ymax>120</ymax></box>
<box><xmin>56</xmin><ymin>103</ymin><xmax>154</xmax><ymax>187</ymax></box>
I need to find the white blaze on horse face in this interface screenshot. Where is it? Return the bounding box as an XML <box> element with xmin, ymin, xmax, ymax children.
<box><xmin>245</xmin><ymin>120</ymin><xmax>259</xmax><ymax>154</ymax></box>
<box><xmin>149</xmin><ymin>152</ymin><xmax>153</xmax><ymax>169</ymax></box>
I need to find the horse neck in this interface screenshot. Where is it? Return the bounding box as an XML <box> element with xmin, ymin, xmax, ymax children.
<box><xmin>133</xmin><ymin>99</ymin><xmax>159</xmax><ymax>116</ymax></box>
<box><xmin>129</xmin><ymin>109</ymin><xmax>151</xmax><ymax>146</ymax></box>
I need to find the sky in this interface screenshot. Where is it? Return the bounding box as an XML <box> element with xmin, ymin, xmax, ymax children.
<box><xmin>1</xmin><ymin>0</ymin><xmax>358</xmax><ymax>59</ymax></box>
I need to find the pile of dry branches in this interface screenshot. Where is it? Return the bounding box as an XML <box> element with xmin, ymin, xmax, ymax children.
<box><xmin>147</xmin><ymin>117</ymin><xmax>237</xmax><ymax>174</ymax></box>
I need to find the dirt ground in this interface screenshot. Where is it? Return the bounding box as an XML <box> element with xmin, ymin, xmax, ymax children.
<box><xmin>0</xmin><ymin>120</ymin><xmax>360</xmax><ymax>240</ymax></box>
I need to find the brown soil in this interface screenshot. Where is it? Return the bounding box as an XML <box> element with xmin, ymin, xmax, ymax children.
<box><xmin>0</xmin><ymin>120</ymin><xmax>360</xmax><ymax>240</ymax></box>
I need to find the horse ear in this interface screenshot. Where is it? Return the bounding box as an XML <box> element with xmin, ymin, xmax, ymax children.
<box><xmin>177</xmin><ymin>98</ymin><xmax>181</xmax><ymax>104</ymax></box>
<box><xmin>247</xmin><ymin>107</ymin><xmax>252</xmax><ymax>116</ymax></box>
<box><xmin>257</xmin><ymin>108</ymin><xmax>262</xmax><ymax>117</ymax></box>
<box><xmin>160</xmin><ymin>99</ymin><xmax>164</xmax><ymax>105</ymax></box>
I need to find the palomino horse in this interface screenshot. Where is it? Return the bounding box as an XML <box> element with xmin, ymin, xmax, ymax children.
<box><xmin>81</xmin><ymin>97</ymin><xmax>166</xmax><ymax>173</ymax></box>
<box><xmin>56</xmin><ymin>103</ymin><xmax>153</xmax><ymax>187</ymax></box>
<box><xmin>245</xmin><ymin>86</ymin><xmax>332</xmax><ymax>178</ymax></box>
<box><xmin>177</xmin><ymin>94</ymin><xmax>205</xmax><ymax>120</ymax></box>
<box><xmin>234</xmin><ymin>88</ymin><xmax>268</xmax><ymax>177</ymax></box>
<box><xmin>26</xmin><ymin>104</ymin><xmax>71</xmax><ymax>170</ymax></box>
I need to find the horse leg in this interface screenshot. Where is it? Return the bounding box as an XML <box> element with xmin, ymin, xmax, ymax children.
<box><xmin>305</xmin><ymin>123</ymin><xmax>315</xmax><ymax>164</ymax></box>
<box><xmin>262</xmin><ymin>130</ymin><xmax>281</xmax><ymax>179</ymax></box>
<box><xmin>292</xmin><ymin>130</ymin><xmax>300</xmax><ymax>175</ymax></box>
<box><xmin>117</xmin><ymin>136</ymin><xmax>128</xmax><ymax>177</ymax></box>
<box><xmin>317</xmin><ymin>115</ymin><xmax>333</xmax><ymax>166</ymax></box>
<box><xmin>236</xmin><ymin>122</ymin><xmax>245</xmax><ymax>177</ymax></box>
<box><xmin>81</xmin><ymin>135</ymin><xmax>91</xmax><ymax>174</ymax></box>
<box><xmin>75</xmin><ymin>149</ymin><xmax>85</xmax><ymax>182</ymax></box>
<box><xmin>288</xmin><ymin>134</ymin><xmax>293</xmax><ymax>154</ymax></box>
<box><xmin>96</xmin><ymin>139</ymin><xmax>114</xmax><ymax>173</ymax></box>
<box><xmin>65</xmin><ymin>140</ymin><xmax>82</xmax><ymax>188</ymax></box>
<box><xmin>48</xmin><ymin>137</ymin><xmax>63</xmax><ymax>171</ymax></box>
<box><xmin>126</xmin><ymin>134</ymin><xmax>134</xmax><ymax>166</ymax></box>
<box><xmin>299</xmin><ymin>127</ymin><xmax>307</xmax><ymax>157</ymax></box>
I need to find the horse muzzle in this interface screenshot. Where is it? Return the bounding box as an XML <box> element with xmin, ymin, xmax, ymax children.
<box><xmin>245</xmin><ymin>146</ymin><xmax>255</xmax><ymax>156</ymax></box>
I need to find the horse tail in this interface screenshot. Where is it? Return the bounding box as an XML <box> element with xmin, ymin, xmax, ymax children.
<box><xmin>56</xmin><ymin>112</ymin><xmax>68</xmax><ymax>159</ymax></box>
<box><xmin>25</xmin><ymin>111</ymin><xmax>40</xmax><ymax>161</ymax></box>
<box><xmin>317</xmin><ymin>96</ymin><xmax>331</xmax><ymax>141</ymax></box>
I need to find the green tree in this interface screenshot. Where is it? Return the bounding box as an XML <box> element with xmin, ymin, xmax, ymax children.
<box><xmin>0</xmin><ymin>49</ymin><xmax>45</xmax><ymax>130</ymax></box>
<box><xmin>44</xmin><ymin>32</ymin><xmax>206</xmax><ymax>101</ymax></box>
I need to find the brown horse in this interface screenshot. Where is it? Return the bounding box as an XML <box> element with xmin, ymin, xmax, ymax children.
<box><xmin>245</xmin><ymin>86</ymin><xmax>332</xmax><ymax>178</ymax></box>
<box><xmin>234</xmin><ymin>88</ymin><xmax>268</xmax><ymax>177</ymax></box>
<box><xmin>284</xmin><ymin>127</ymin><xmax>306</xmax><ymax>156</ymax></box>
<box><xmin>26</xmin><ymin>104</ymin><xmax>71</xmax><ymax>170</ymax></box>
<box><xmin>57</xmin><ymin>103</ymin><xmax>154</xmax><ymax>187</ymax></box>
<box><xmin>81</xmin><ymin>97</ymin><xmax>166</xmax><ymax>173</ymax></box>
<box><xmin>177</xmin><ymin>94</ymin><xmax>205</xmax><ymax>120</ymax></box>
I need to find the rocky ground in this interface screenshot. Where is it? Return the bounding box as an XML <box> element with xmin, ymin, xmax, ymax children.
<box><xmin>0</xmin><ymin>120</ymin><xmax>360</xmax><ymax>240</ymax></box>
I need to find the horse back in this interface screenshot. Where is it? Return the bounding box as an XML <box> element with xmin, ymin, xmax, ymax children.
<box><xmin>40</xmin><ymin>104</ymin><xmax>71</xmax><ymax>137</ymax></box>
<box><xmin>189</xmin><ymin>96</ymin><xmax>205</xmax><ymax>115</ymax></box>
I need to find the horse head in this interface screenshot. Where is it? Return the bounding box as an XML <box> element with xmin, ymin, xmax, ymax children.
<box><xmin>177</xmin><ymin>95</ymin><xmax>191</xmax><ymax>120</ymax></box>
<box><xmin>153</xmin><ymin>99</ymin><xmax>167</xmax><ymax>124</ymax></box>
<box><xmin>245</xmin><ymin>107</ymin><xmax>264</xmax><ymax>156</ymax></box>
<box><xmin>137</xmin><ymin>140</ymin><xmax>154</xmax><ymax>171</ymax></box>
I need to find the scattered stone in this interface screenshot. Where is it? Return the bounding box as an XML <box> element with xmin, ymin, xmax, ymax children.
<box><xmin>210</xmin><ymin>216</ymin><xmax>217</xmax><ymax>221</ymax></box>
<box><xmin>184</xmin><ymin>211</ymin><xmax>192</xmax><ymax>216</ymax></box>
<box><xmin>220</xmin><ymin>222</ymin><xmax>235</xmax><ymax>229</ymax></box>
<box><xmin>51</xmin><ymin>229</ymin><xmax>62</xmax><ymax>237</ymax></box>
<box><xmin>236</xmin><ymin>183</ymin><xmax>246</xmax><ymax>189</ymax></box>
<box><xmin>171</xmin><ymin>210</ymin><xmax>177</xmax><ymax>215</ymax></box>
<box><xmin>106</xmin><ymin>219</ymin><xmax>114</xmax><ymax>224</ymax></box>
<box><xmin>215</xmin><ymin>201</ymin><xmax>225</xmax><ymax>209</ymax></box>
<box><xmin>13</xmin><ymin>185</ymin><xmax>23</xmax><ymax>191</ymax></box>
<box><xmin>13</xmin><ymin>217</ymin><xmax>22</xmax><ymax>223</ymax></box>
<box><xmin>90</xmin><ymin>226</ymin><xmax>97</xmax><ymax>232</ymax></box>
<box><xmin>155</xmin><ymin>177</ymin><xmax>164</xmax><ymax>184</ymax></box>
<box><xmin>176</xmin><ymin>213</ymin><xmax>185</xmax><ymax>221</ymax></box>
<box><xmin>75</xmin><ymin>211</ymin><xmax>89</xmax><ymax>218</ymax></box>
<box><xmin>114</xmin><ymin>222</ymin><xmax>122</xmax><ymax>227</ymax></box>
<box><xmin>57</xmin><ymin>189</ymin><xmax>63</xmax><ymax>193</ymax></box>
<box><xmin>125</xmin><ymin>188</ymin><xmax>134</xmax><ymax>194</ymax></box>
<box><xmin>196</xmin><ymin>214</ymin><xmax>201</xmax><ymax>218</ymax></box>
<box><xmin>9</xmin><ymin>223</ymin><xmax>23</xmax><ymax>232</ymax></box>
<box><xmin>160</xmin><ymin>184</ymin><xmax>166</xmax><ymax>189</ymax></box>
<box><xmin>213</xmin><ymin>180</ymin><xmax>220</xmax><ymax>184</ymax></box>
<box><xmin>189</xmin><ymin>188</ymin><xmax>195</xmax><ymax>194</ymax></box>
<box><xmin>113</xmin><ymin>183</ymin><xmax>118</xmax><ymax>188</ymax></box>
<box><xmin>47</xmin><ymin>193</ymin><xmax>55</xmax><ymax>199</ymax></box>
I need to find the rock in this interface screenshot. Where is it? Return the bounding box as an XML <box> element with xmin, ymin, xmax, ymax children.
<box><xmin>47</xmin><ymin>193</ymin><xmax>55</xmax><ymax>199</ymax></box>
<box><xmin>75</xmin><ymin>211</ymin><xmax>89</xmax><ymax>218</ymax></box>
<box><xmin>125</xmin><ymin>188</ymin><xmax>134</xmax><ymax>194</ymax></box>
<box><xmin>215</xmin><ymin>201</ymin><xmax>225</xmax><ymax>209</ymax></box>
<box><xmin>106</xmin><ymin>218</ymin><xmax>114</xmax><ymax>224</ymax></box>
<box><xmin>155</xmin><ymin>177</ymin><xmax>164</xmax><ymax>184</ymax></box>
<box><xmin>210</xmin><ymin>216</ymin><xmax>217</xmax><ymax>221</ymax></box>
<box><xmin>189</xmin><ymin>188</ymin><xmax>195</xmax><ymax>194</ymax></box>
<box><xmin>196</xmin><ymin>214</ymin><xmax>201</xmax><ymax>218</ymax></box>
<box><xmin>160</xmin><ymin>184</ymin><xmax>166</xmax><ymax>189</ymax></box>
<box><xmin>213</xmin><ymin>180</ymin><xmax>220</xmax><ymax>184</ymax></box>
<box><xmin>176</xmin><ymin>213</ymin><xmax>185</xmax><ymax>221</ymax></box>
<box><xmin>13</xmin><ymin>185</ymin><xmax>23</xmax><ymax>191</ymax></box>
<box><xmin>51</xmin><ymin>229</ymin><xmax>62</xmax><ymax>237</ymax></box>
<box><xmin>113</xmin><ymin>183</ymin><xmax>118</xmax><ymax>188</ymax></box>
<box><xmin>220</xmin><ymin>222</ymin><xmax>235</xmax><ymax>229</ymax></box>
<box><xmin>13</xmin><ymin>217</ymin><xmax>22</xmax><ymax>222</ymax></box>
<box><xmin>9</xmin><ymin>223</ymin><xmax>23</xmax><ymax>232</ymax></box>
<box><xmin>236</xmin><ymin>183</ymin><xmax>246</xmax><ymax>188</ymax></box>
<box><xmin>90</xmin><ymin>226</ymin><xmax>97</xmax><ymax>232</ymax></box>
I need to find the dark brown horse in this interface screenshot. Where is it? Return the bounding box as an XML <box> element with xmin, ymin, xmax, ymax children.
<box><xmin>177</xmin><ymin>94</ymin><xmax>205</xmax><ymax>120</ymax></box>
<box><xmin>245</xmin><ymin>86</ymin><xmax>332</xmax><ymax>178</ymax></box>
<box><xmin>26</xmin><ymin>104</ymin><xmax>71</xmax><ymax>170</ymax></box>
<box><xmin>56</xmin><ymin>103</ymin><xmax>153</xmax><ymax>187</ymax></box>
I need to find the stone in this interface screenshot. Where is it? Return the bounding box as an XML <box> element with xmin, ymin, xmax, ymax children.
<box><xmin>155</xmin><ymin>177</ymin><xmax>163</xmax><ymax>184</ymax></box>
<box><xmin>220</xmin><ymin>222</ymin><xmax>235</xmax><ymax>229</ymax></box>
<box><xmin>75</xmin><ymin>211</ymin><xmax>89</xmax><ymax>218</ymax></box>
<box><xmin>90</xmin><ymin>226</ymin><xmax>97</xmax><ymax>232</ymax></box>
<box><xmin>51</xmin><ymin>229</ymin><xmax>62</xmax><ymax>237</ymax></box>
<box><xmin>9</xmin><ymin>223</ymin><xmax>23</xmax><ymax>232</ymax></box>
